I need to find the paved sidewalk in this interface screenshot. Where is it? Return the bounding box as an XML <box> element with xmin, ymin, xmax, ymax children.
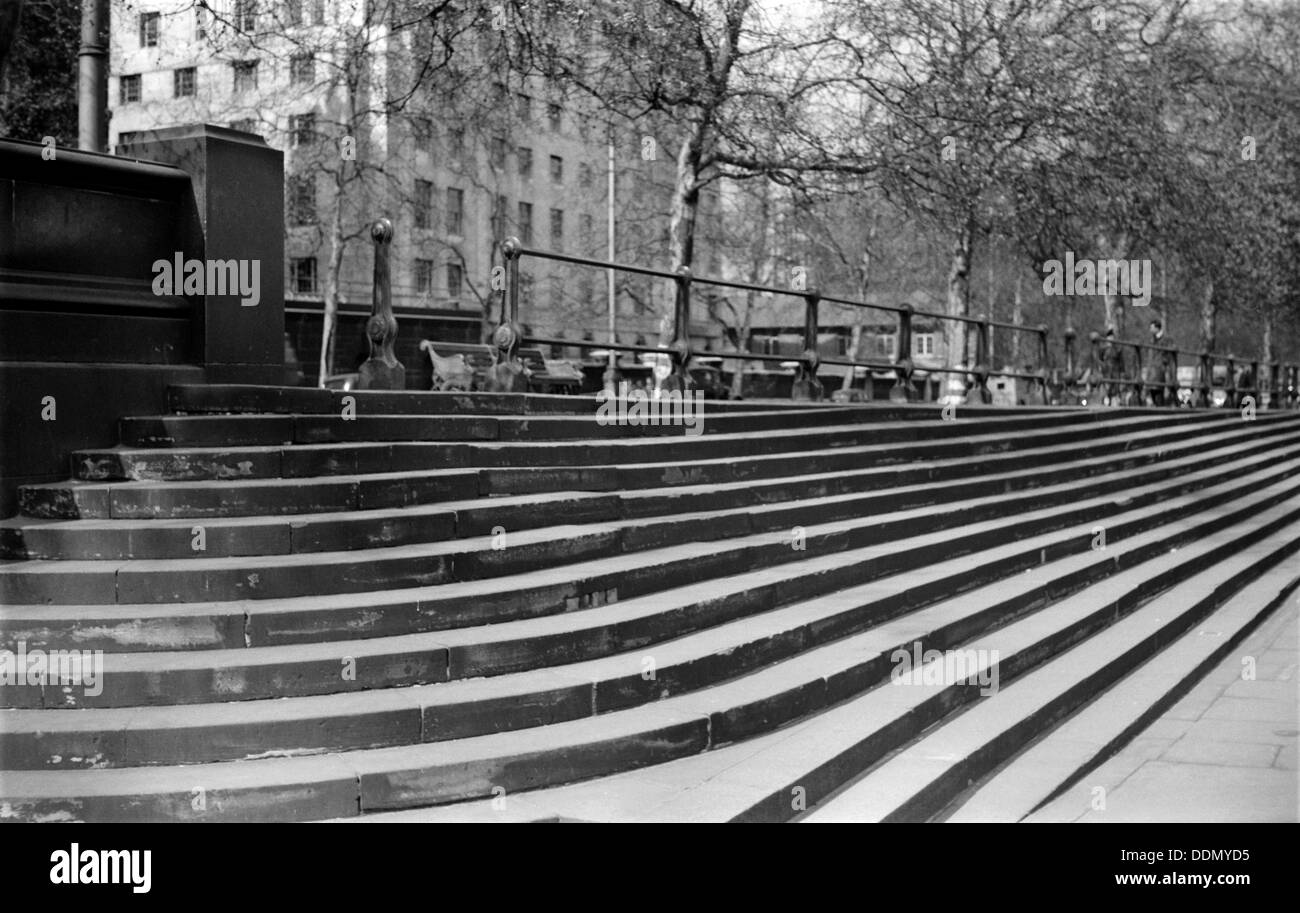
<box><xmin>1029</xmin><ymin>594</ymin><xmax>1299</xmax><ymax>822</ymax></box>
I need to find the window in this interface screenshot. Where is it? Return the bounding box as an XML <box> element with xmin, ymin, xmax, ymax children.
<box><xmin>415</xmin><ymin>259</ymin><xmax>434</xmax><ymax>294</ymax></box>
<box><xmin>491</xmin><ymin>81</ymin><xmax>507</xmax><ymax>105</ymax></box>
<box><xmin>414</xmin><ymin>180</ymin><xmax>433</xmax><ymax>230</ymax></box>
<box><xmin>412</xmin><ymin>117</ymin><xmax>432</xmax><ymax>153</ymax></box>
<box><xmin>173</xmin><ymin>67</ymin><xmax>196</xmax><ymax>98</ymax></box>
<box><xmin>235</xmin><ymin>0</ymin><xmax>258</xmax><ymax>32</ymax></box>
<box><xmin>229</xmin><ymin>118</ymin><xmax>258</xmax><ymax>134</ymax></box>
<box><xmin>490</xmin><ymin>136</ymin><xmax>506</xmax><ymax>168</ymax></box>
<box><xmin>578</xmin><ymin>162</ymin><xmax>592</xmax><ymax>188</ymax></box>
<box><xmin>915</xmin><ymin>333</ymin><xmax>934</xmax><ymax>357</ymax></box>
<box><xmin>515</xmin><ymin>93</ymin><xmax>531</xmax><ymax>121</ymax></box>
<box><xmin>579</xmin><ymin>276</ymin><xmax>593</xmax><ymax>307</ymax></box>
<box><xmin>289</xmin><ymin>112</ymin><xmax>315</xmax><ymax>146</ymax></box>
<box><xmin>446</xmin><ymin>187</ymin><xmax>464</xmax><ymax>235</ymax></box>
<box><xmin>549</xmin><ymin>155</ymin><xmax>563</xmax><ymax>185</ymax></box>
<box><xmin>446</xmin><ymin>263</ymin><xmax>463</xmax><ymax>299</ymax></box>
<box><xmin>288</xmin><ymin>175</ymin><xmax>316</xmax><ymax>225</ymax></box>
<box><xmin>290</xmin><ymin>257</ymin><xmax>317</xmax><ymax>293</ymax></box>
<box><xmin>549</xmin><ymin>208</ymin><xmax>563</xmax><ymax>250</ymax></box>
<box><xmin>311</xmin><ymin>0</ymin><xmax>324</xmax><ymax>24</ymax></box>
<box><xmin>547</xmin><ymin>103</ymin><xmax>561</xmax><ymax>132</ymax></box>
<box><xmin>549</xmin><ymin>275</ymin><xmax>563</xmax><ymax>310</ymax></box>
<box><xmin>517</xmin><ymin>202</ymin><xmax>533</xmax><ymax>244</ymax></box>
<box><xmin>140</xmin><ymin>12</ymin><xmax>160</xmax><ymax>48</ymax></box>
<box><xmin>196</xmin><ymin>8</ymin><xmax>209</xmax><ymax>40</ymax></box>
<box><xmin>286</xmin><ymin>0</ymin><xmax>303</xmax><ymax>26</ymax></box>
<box><xmin>517</xmin><ymin>146</ymin><xmax>532</xmax><ymax>178</ymax></box>
<box><xmin>233</xmin><ymin>60</ymin><xmax>258</xmax><ymax>93</ymax></box>
<box><xmin>519</xmin><ymin>274</ymin><xmax>534</xmax><ymax>307</ymax></box>
<box><xmin>580</xmin><ymin>213</ymin><xmax>593</xmax><ymax>243</ymax></box>
<box><xmin>290</xmin><ymin>54</ymin><xmax>314</xmax><ymax>85</ymax></box>
<box><xmin>491</xmin><ymin>194</ymin><xmax>507</xmax><ymax>238</ymax></box>
<box><xmin>119</xmin><ymin>74</ymin><xmax>141</xmax><ymax>104</ymax></box>
<box><xmin>447</xmin><ymin>127</ymin><xmax>464</xmax><ymax>158</ymax></box>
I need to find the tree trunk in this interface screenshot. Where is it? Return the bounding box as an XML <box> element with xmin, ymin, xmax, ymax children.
<box><xmin>986</xmin><ymin>239</ymin><xmax>996</xmax><ymax>366</ymax></box>
<box><xmin>946</xmin><ymin>221</ymin><xmax>973</xmax><ymax>373</ymax></box>
<box><xmin>1010</xmin><ymin>272</ymin><xmax>1023</xmax><ymax>370</ymax></box>
<box><xmin>664</xmin><ymin>126</ymin><xmax>704</xmax><ymax>345</ymax></box>
<box><xmin>842</xmin><ymin>245</ymin><xmax>872</xmax><ymax>392</ymax></box>
<box><xmin>1198</xmin><ymin>279</ymin><xmax>1215</xmax><ymax>352</ymax></box>
<box><xmin>841</xmin><ymin>320</ymin><xmax>864</xmax><ymax>392</ymax></box>
<box><xmin>731</xmin><ymin>290</ymin><xmax>754</xmax><ymax>399</ymax></box>
<box><xmin>317</xmin><ymin>177</ymin><xmax>347</xmax><ymax>387</ymax></box>
<box><xmin>1098</xmin><ymin>231</ymin><xmax>1129</xmax><ymax>337</ymax></box>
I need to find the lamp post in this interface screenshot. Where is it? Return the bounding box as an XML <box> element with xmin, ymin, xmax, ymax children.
<box><xmin>78</xmin><ymin>0</ymin><xmax>109</xmax><ymax>153</ymax></box>
<box><xmin>603</xmin><ymin>130</ymin><xmax>617</xmax><ymax>395</ymax></box>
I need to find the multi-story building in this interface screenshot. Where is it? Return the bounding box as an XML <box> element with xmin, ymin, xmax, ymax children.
<box><xmin>107</xmin><ymin>0</ymin><xmax>722</xmax><ymax>377</ymax></box>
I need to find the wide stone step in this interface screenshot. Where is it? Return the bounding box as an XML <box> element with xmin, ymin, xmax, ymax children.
<box><xmin>164</xmin><ymin>384</ymin><xmax>848</xmax><ymax>417</ymax></box>
<box><xmin>64</xmin><ymin>409</ymin><xmax>1211</xmax><ymax>486</ymax></box>
<box><xmin>6</xmin><ymin>466</ymin><xmax>1295</xmax><ymax>766</ymax></box>
<box><xmin>350</xmin><ymin>501</ymin><xmax>1300</xmax><ymax>824</ymax></box>
<box><xmin>2</xmin><ymin>415</ymin><xmax>1283</xmax><ymax>558</ymax></box>
<box><xmin>25</xmin><ymin>410</ymin><xmax>1247</xmax><ymax>517</ymax></box>
<box><xmin>941</xmin><ymin>571</ymin><xmax>1299</xmax><ymax>823</ymax></box>
<box><xmin>117</xmin><ymin>406</ymin><xmax>890</xmax><ymax>450</ymax></box>
<box><xmin>6</xmin><ymin>436</ymin><xmax>1298</xmax><ymax>655</ymax></box>
<box><xmin>3</xmin><ymin>427</ymin><xmax>1294</xmax><ymax>610</ymax></box>
<box><xmin>6</xmin><ymin>491</ymin><xmax>1291</xmax><ymax>822</ymax></box>
<box><xmin>800</xmin><ymin>536</ymin><xmax>1300</xmax><ymax>822</ymax></box>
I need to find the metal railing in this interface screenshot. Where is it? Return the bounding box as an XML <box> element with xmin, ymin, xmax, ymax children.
<box><xmin>384</xmin><ymin>231</ymin><xmax>1300</xmax><ymax>409</ymax></box>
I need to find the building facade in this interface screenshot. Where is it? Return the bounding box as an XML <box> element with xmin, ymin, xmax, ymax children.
<box><xmin>107</xmin><ymin>0</ymin><xmax>722</xmax><ymax>374</ymax></box>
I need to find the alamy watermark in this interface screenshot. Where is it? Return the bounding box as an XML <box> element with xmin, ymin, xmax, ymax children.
<box><xmin>50</xmin><ymin>844</ymin><xmax>151</xmax><ymax>893</ymax></box>
<box><xmin>890</xmin><ymin>641</ymin><xmax>1000</xmax><ymax>696</ymax></box>
<box><xmin>595</xmin><ymin>382</ymin><xmax>705</xmax><ymax>436</ymax></box>
<box><xmin>151</xmin><ymin>253</ymin><xmax>261</xmax><ymax>307</ymax></box>
<box><xmin>1042</xmin><ymin>252</ymin><xmax>1152</xmax><ymax>306</ymax></box>
<box><xmin>0</xmin><ymin>641</ymin><xmax>104</xmax><ymax>697</ymax></box>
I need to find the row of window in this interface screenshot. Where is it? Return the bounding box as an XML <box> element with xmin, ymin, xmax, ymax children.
<box><xmin>494</xmin><ymin>86</ymin><xmax>565</xmax><ymax>133</ymax></box>
<box><xmin>863</xmin><ymin>334</ymin><xmax>936</xmax><ymax>357</ymax></box>
<box><xmin>119</xmin><ymin>55</ymin><xmax>314</xmax><ymax>104</ymax></box>
<box><xmin>138</xmin><ymin>2</ymin><xmax>323</xmax><ymax>49</ymax></box>
<box><xmin>289</xmin><ymin>173</ymin><xmax>595</xmax><ymax>251</ymax></box>
<box><xmin>287</xmin><ymin>258</ymin><xmax>612</xmax><ymax>317</ymax></box>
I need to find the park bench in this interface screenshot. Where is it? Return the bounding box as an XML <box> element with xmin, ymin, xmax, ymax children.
<box><xmin>418</xmin><ymin>340</ymin><xmax>582</xmax><ymax>394</ymax></box>
<box><xmin>518</xmin><ymin>346</ymin><xmax>582</xmax><ymax>394</ymax></box>
<box><xmin>418</xmin><ymin>340</ymin><xmax>494</xmax><ymax>391</ymax></box>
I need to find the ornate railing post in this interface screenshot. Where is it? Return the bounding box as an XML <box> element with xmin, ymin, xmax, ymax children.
<box><xmin>664</xmin><ymin>265</ymin><xmax>693</xmax><ymax>393</ymax></box>
<box><xmin>1085</xmin><ymin>331</ymin><xmax>1101</xmax><ymax>404</ymax></box>
<box><xmin>1225</xmin><ymin>355</ymin><xmax>1237</xmax><ymax>408</ymax></box>
<box><xmin>1033</xmin><ymin>324</ymin><xmax>1050</xmax><ymax>405</ymax></box>
<box><xmin>1169</xmin><ymin>347</ymin><xmax>1180</xmax><ymax>406</ymax></box>
<box><xmin>356</xmin><ymin>218</ymin><xmax>405</xmax><ymax>390</ymax></box>
<box><xmin>1251</xmin><ymin>358</ymin><xmax>1261</xmax><ymax>408</ymax></box>
<box><xmin>890</xmin><ymin>304</ymin><xmax>918</xmax><ymax>403</ymax></box>
<box><xmin>793</xmin><ymin>288</ymin><xmax>823</xmax><ymax>401</ymax></box>
<box><xmin>969</xmin><ymin>316</ymin><xmax>992</xmax><ymax>404</ymax></box>
<box><xmin>1062</xmin><ymin>325</ymin><xmax>1077</xmax><ymax>404</ymax></box>
<box><xmin>488</xmin><ymin>236</ymin><xmax>528</xmax><ymax>392</ymax></box>
<box><xmin>1131</xmin><ymin>342</ymin><xmax>1145</xmax><ymax>406</ymax></box>
<box><xmin>1198</xmin><ymin>350</ymin><xmax>1212</xmax><ymax>408</ymax></box>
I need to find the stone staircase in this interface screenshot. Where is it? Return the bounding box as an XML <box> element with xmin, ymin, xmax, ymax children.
<box><xmin>1</xmin><ymin>386</ymin><xmax>1297</xmax><ymax>822</ymax></box>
